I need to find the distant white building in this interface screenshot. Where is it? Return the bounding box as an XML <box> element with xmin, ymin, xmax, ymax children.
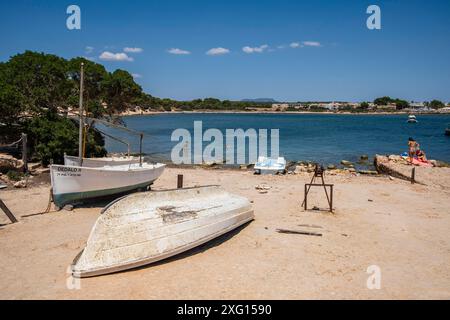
<box><xmin>323</xmin><ymin>102</ymin><xmax>339</xmax><ymax>111</ymax></box>
<box><xmin>409</xmin><ymin>102</ymin><xmax>426</xmax><ymax>109</ymax></box>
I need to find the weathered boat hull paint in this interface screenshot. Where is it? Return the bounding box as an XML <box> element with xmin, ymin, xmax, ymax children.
<box><xmin>71</xmin><ymin>186</ymin><xmax>254</xmax><ymax>278</ymax></box>
<box><xmin>52</xmin><ymin>181</ymin><xmax>153</xmax><ymax>207</ymax></box>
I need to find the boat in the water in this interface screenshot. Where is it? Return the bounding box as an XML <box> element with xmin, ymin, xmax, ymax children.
<box><xmin>64</xmin><ymin>154</ymin><xmax>141</xmax><ymax>167</ymax></box>
<box><xmin>71</xmin><ymin>186</ymin><xmax>254</xmax><ymax>277</ymax></box>
<box><xmin>50</xmin><ymin>162</ymin><xmax>166</xmax><ymax>208</ymax></box>
<box><xmin>407</xmin><ymin>115</ymin><xmax>418</xmax><ymax>123</ymax></box>
<box><xmin>254</xmin><ymin>156</ymin><xmax>286</xmax><ymax>175</ymax></box>
<box><xmin>446</xmin><ymin>127</ymin><xmax>450</xmax><ymax>136</ymax></box>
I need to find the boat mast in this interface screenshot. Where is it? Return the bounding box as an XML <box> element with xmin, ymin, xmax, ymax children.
<box><xmin>78</xmin><ymin>63</ymin><xmax>85</xmax><ymax>166</ymax></box>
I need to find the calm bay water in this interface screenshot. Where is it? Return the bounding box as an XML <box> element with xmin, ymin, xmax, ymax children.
<box><xmin>101</xmin><ymin>113</ymin><xmax>450</xmax><ymax>165</ymax></box>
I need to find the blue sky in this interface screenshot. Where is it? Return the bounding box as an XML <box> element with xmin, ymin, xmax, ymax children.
<box><xmin>1</xmin><ymin>0</ymin><xmax>450</xmax><ymax>102</ymax></box>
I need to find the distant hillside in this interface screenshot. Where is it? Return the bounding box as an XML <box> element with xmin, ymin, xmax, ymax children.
<box><xmin>241</xmin><ymin>98</ymin><xmax>277</xmax><ymax>103</ymax></box>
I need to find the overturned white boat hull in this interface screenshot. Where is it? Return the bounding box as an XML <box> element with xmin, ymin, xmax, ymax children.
<box><xmin>71</xmin><ymin>186</ymin><xmax>254</xmax><ymax>278</ymax></box>
<box><xmin>50</xmin><ymin>163</ymin><xmax>165</xmax><ymax>207</ymax></box>
<box><xmin>64</xmin><ymin>155</ymin><xmax>141</xmax><ymax>167</ymax></box>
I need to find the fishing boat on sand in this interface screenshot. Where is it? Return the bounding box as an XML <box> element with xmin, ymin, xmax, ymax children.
<box><xmin>254</xmin><ymin>156</ymin><xmax>286</xmax><ymax>175</ymax></box>
<box><xmin>50</xmin><ymin>63</ymin><xmax>165</xmax><ymax>208</ymax></box>
<box><xmin>71</xmin><ymin>186</ymin><xmax>254</xmax><ymax>277</ymax></box>
<box><xmin>50</xmin><ymin>162</ymin><xmax>165</xmax><ymax>208</ymax></box>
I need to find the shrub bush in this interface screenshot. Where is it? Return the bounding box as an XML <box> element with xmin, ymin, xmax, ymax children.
<box><xmin>25</xmin><ymin>112</ymin><xmax>107</xmax><ymax>166</ymax></box>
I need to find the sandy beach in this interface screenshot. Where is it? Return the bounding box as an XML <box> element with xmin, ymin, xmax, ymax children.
<box><xmin>1</xmin><ymin>166</ymin><xmax>450</xmax><ymax>300</ymax></box>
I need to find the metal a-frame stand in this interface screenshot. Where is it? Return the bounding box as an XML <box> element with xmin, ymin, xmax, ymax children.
<box><xmin>302</xmin><ymin>164</ymin><xmax>334</xmax><ymax>213</ymax></box>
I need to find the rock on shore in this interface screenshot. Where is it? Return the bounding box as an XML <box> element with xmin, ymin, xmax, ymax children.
<box><xmin>0</xmin><ymin>153</ymin><xmax>24</xmax><ymax>173</ymax></box>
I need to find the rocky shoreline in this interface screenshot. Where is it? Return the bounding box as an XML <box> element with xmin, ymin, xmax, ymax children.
<box><xmin>118</xmin><ymin>109</ymin><xmax>450</xmax><ymax>116</ymax></box>
<box><xmin>2</xmin><ymin>150</ymin><xmax>449</xmax><ymax>191</ymax></box>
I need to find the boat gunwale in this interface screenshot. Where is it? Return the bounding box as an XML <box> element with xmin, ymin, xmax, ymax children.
<box><xmin>71</xmin><ymin>209</ymin><xmax>254</xmax><ymax>278</ymax></box>
<box><xmin>64</xmin><ymin>155</ymin><xmax>141</xmax><ymax>162</ymax></box>
<box><xmin>50</xmin><ymin>163</ymin><xmax>166</xmax><ymax>173</ymax></box>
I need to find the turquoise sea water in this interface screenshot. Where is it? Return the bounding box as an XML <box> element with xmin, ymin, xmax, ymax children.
<box><xmin>101</xmin><ymin>113</ymin><xmax>450</xmax><ymax>165</ymax></box>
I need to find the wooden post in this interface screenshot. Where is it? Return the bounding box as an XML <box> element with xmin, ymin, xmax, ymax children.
<box><xmin>330</xmin><ymin>185</ymin><xmax>334</xmax><ymax>213</ymax></box>
<box><xmin>78</xmin><ymin>63</ymin><xmax>85</xmax><ymax>166</ymax></box>
<box><xmin>177</xmin><ymin>175</ymin><xmax>184</xmax><ymax>189</ymax></box>
<box><xmin>21</xmin><ymin>133</ymin><xmax>28</xmax><ymax>173</ymax></box>
<box><xmin>304</xmin><ymin>184</ymin><xmax>307</xmax><ymax>210</ymax></box>
<box><xmin>411</xmin><ymin>167</ymin><xmax>416</xmax><ymax>184</ymax></box>
<box><xmin>0</xmin><ymin>199</ymin><xmax>18</xmax><ymax>224</ymax></box>
<box><xmin>139</xmin><ymin>133</ymin><xmax>143</xmax><ymax>167</ymax></box>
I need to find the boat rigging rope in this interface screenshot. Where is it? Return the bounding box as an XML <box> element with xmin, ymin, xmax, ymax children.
<box><xmin>42</xmin><ymin>188</ymin><xmax>53</xmax><ymax>214</ymax></box>
<box><xmin>0</xmin><ymin>137</ymin><xmax>23</xmax><ymax>148</ymax></box>
<box><xmin>22</xmin><ymin>188</ymin><xmax>54</xmax><ymax>218</ymax></box>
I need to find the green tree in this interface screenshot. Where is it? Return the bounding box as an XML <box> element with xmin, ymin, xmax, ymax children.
<box><xmin>395</xmin><ymin>99</ymin><xmax>409</xmax><ymax>110</ymax></box>
<box><xmin>360</xmin><ymin>102</ymin><xmax>370</xmax><ymax>109</ymax></box>
<box><xmin>66</xmin><ymin>57</ymin><xmax>109</xmax><ymax>116</ymax></box>
<box><xmin>374</xmin><ymin>96</ymin><xmax>393</xmax><ymax>106</ymax></box>
<box><xmin>25</xmin><ymin>112</ymin><xmax>106</xmax><ymax>165</ymax></box>
<box><xmin>429</xmin><ymin>100</ymin><xmax>445</xmax><ymax>109</ymax></box>
<box><xmin>102</xmin><ymin>70</ymin><xmax>143</xmax><ymax>114</ymax></box>
<box><xmin>0</xmin><ymin>62</ymin><xmax>26</xmax><ymax>125</ymax></box>
<box><xmin>4</xmin><ymin>51</ymin><xmax>71</xmax><ymax>115</ymax></box>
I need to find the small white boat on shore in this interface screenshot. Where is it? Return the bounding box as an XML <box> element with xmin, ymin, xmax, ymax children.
<box><xmin>71</xmin><ymin>186</ymin><xmax>254</xmax><ymax>277</ymax></box>
<box><xmin>407</xmin><ymin>115</ymin><xmax>418</xmax><ymax>123</ymax></box>
<box><xmin>254</xmin><ymin>156</ymin><xmax>286</xmax><ymax>175</ymax></box>
<box><xmin>64</xmin><ymin>154</ymin><xmax>141</xmax><ymax>167</ymax></box>
<box><xmin>50</xmin><ymin>163</ymin><xmax>165</xmax><ymax>208</ymax></box>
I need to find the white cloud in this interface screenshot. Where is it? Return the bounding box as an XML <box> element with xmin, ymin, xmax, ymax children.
<box><xmin>303</xmin><ymin>41</ymin><xmax>321</xmax><ymax>47</ymax></box>
<box><xmin>132</xmin><ymin>73</ymin><xmax>142</xmax><ymax>79</ymax></box>
<box><xmin>206</xmin><ymin>47</ymin><xmax>230</xmax><ymax>56</ymax></box>
<box><xmin>289</xmin><ymin>42</ymin><xmax>301</xmax><ymax>48</ymax></box>
<box><xmin>242</xmin><ymin>44</ymin><xmax>269</xmax><ymax>54</ymax></box>
<box><xmin>85</xmin><ymin>46</ymin><xmax>94</xmax><ymax>54</ymax></box>
<box><xmin>168</xmin><ymin>48</ymin><xmax>191</xmax><ymax>55</ymax></box>
<box><xmin>277</xmin><ymin>45</ymin><xmax>286</xmax><ymax>49</ymax></box>
<box><xmin>99</xmin><ymin>51</ymin><xmax>134</xmax><ymax>62</ymax></box>
<box><xmin>124</xmin><ymin>47</ymin><xmax>144</xmax><ymax>53</ymax></box>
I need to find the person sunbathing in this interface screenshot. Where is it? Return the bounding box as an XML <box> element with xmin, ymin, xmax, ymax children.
<box><xmin>416</xmin><ymin>149</ymin><xmax>428</xmax><ymax>162</ymax></box>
